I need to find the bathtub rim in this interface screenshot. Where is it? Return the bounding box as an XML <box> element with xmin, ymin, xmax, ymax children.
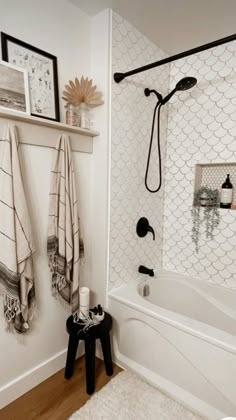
<box><xmin>109</xmin><ymin>282</ymin><xmax>236</xmax><ymax>355</ymax></box>
<box><xmin>137</xmin><ymin>273</ymin><xmax>236</xmax><ymax>322</ymax></box>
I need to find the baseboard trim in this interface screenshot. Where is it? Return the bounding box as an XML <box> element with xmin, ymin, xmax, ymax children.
<box><xmin>0</xmin><ymin>346</ymin><xmax>84</xmax><ymax>409</ymax></box>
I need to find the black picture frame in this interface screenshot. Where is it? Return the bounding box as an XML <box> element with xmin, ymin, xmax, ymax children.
<box><xmin>1</xmin><ymin>32</ymin><xmax>60</xmax><ymax>122</ymax></box>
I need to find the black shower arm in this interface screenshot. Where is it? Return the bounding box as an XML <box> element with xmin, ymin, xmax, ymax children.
<box><xmin>144</xmin><ymin>88</ymin><xmax>163</xmax><ymax>102</ymax></box>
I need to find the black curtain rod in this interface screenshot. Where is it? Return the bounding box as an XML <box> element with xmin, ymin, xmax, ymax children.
<box><xmin>114</xmin><ymin>33</ymin><xmax>236</xmax><ymax>83</ymax></box>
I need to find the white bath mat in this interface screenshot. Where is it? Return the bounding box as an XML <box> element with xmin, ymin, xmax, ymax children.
<box><xmin>70</xmin><ymin>370</ymin><xmax>204</xmax><ymax>420</ymax></box>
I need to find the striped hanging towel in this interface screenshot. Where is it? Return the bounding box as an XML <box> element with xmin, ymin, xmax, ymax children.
<box><xmin>0</xmin><ymin>125</ymin><xmax>35</xmax><ymax>333</ymax></box>
<box><xmin>47</xmin><ymin>135</ymin><xmax>84</xmax><ymax>317</ymax></box>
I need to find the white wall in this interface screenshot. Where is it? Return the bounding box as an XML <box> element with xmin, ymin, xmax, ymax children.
<box><xmin>0</xmin><ymin>0</ymin><xmax>103</xmax><ymax>408</ymax></box>
<box><xmin>109</xmin><ymin>12</ymin><xmax>170</xmax><ymax>290</ymax></box>
<box><xmin>0</xmin><ymin>0</ymin><xmax>91</xmax><ymax>121</ymax></box>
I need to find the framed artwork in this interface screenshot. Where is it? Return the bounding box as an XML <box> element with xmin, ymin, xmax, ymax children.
<box><xmin>0</xmin><ymin>60</ymin><xmax>30</xmax><ymax>115</ymax></box>
<box><xmin>1</xmin><ymin>33</ymin><xmax>60</xmax><ymax>121</ymax></box>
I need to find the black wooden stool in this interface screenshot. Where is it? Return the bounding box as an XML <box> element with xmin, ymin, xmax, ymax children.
<box><xmin>64</xmin><ymin>312</ymin><xmax>113</xmax><ymax>394</ymax></box>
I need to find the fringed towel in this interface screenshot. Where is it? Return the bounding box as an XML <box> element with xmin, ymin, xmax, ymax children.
<box><xmin>0</xmin><ymin>125</ymin><xmax>35</xmax><ymax>333</ymax></box>
<box><xmin>47</xmin><ymin>135</ymin><xmax>84</xmax><ymax>317</ymax></box>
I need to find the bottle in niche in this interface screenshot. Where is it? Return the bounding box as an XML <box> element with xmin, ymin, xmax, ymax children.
<box><xmin>220</xmin><ymin>174</ymin><xmax>233</xmax><ymax>208</ymax></box>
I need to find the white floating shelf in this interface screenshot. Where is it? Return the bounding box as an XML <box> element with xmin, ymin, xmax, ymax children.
<box><xmin>0</xmin><ymin>109</ymin><xmax>99</xmax><ymax>153</ymax></box>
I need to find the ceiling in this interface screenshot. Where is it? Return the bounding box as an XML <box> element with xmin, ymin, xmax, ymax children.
<box><xmin>70</xmin><ymin>0</ymin><xmax>236</xmax><ymax>55</ymax></box>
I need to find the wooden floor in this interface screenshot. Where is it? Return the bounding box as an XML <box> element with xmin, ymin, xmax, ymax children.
<box><xmin>1</xmin><ymin>357</ymin><xmax>122</xmax><ymax>420</ymax></box>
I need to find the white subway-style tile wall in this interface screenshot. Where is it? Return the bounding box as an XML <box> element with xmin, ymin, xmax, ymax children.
<box><xmin>110</xmin><ymin>12</ymin><xmax>170</xmax><ymax>290</ymax></box>
<box><xmin>163</xmin><ymin>42</ymin><xmax>236</xmax><ymax>289</ymax></box>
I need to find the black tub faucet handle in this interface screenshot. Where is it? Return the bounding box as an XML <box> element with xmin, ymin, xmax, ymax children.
<box><xmin>147</xmin><ymin>225</ymin><xmax>155</xmax><ymax>240</ymax></box>
<box><xmin>136</xmin><ymin>217</ymin><xmax>155</xmax><ymax>240</ymax></box>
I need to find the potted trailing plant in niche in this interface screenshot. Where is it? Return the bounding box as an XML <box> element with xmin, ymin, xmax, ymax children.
<box><xmin>191</xmin><ymin>186</ymin><xmax>220</xmax><ymax>253</ymax></box>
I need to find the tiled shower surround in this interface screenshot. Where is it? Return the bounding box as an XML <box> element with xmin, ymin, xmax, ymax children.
<box><xmin>110</xmin><ymin>12</ymin><xmax>236</xmax><ymax>291</ymax></box>
<box><xmin>110</xmin><ymin>13</ymin><xmax>170</xmax><ymax>289</ymax></box>
<box><xmin>163</xmin><ymin>42</ymin><xmax>236</xmax><ymax>289</ymax></box>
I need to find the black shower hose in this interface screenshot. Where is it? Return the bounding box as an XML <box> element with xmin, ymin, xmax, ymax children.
<box><xmin>145</xmin><ymin>101</ymin><xmax>163</xmax><ymax>193</ymax></box>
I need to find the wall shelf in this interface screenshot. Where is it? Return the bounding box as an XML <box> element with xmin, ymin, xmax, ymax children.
<box><xmin>0</xmin><ymin>109</ymin><xmax>99</xmax><ymax>153</ymax></box>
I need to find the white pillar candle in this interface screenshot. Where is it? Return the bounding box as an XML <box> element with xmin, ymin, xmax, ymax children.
<box><xmin>79</xmin><ymin>287</ymin><xmax>90</xmax><ymax>320</ymax></box>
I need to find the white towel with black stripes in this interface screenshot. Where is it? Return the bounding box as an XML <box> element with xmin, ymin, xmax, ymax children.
<box><xmin>0</xmin><ymin>125</ymin><xmax>35</xmax><ymax>333</ymax></box>
<box><xmin>47</xmin><ymin>134</ymin><xmax>84</xmax><ymax>316</ymax></box>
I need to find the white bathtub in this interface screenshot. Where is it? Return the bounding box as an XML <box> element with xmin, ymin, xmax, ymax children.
<box><xmin>108</xmin><ymin>269</ymin><xmax>236</xmax><ymax>420</ymax></box>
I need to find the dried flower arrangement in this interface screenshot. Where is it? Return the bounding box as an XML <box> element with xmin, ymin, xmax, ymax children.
<box><xmin>62</xmin><ymin>76</ymin><xmax>104</xmax><ymax>107</ymax></box>
<box><xmin>191</xmin><ymin>186</ymin><xmax>220</xmax><ymax>253</ymax></box>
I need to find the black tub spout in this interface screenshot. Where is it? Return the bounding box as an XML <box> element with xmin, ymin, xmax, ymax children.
<box><xmin>138</xmin><ymin>265</ymin><xmax>154</xmax><ymax>277</ymax></box>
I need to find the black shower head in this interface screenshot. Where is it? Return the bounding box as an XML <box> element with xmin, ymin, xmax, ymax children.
<box><xmin>161</xmin><ymin>76</ymin><xmax>197</xmax><ymax>105</ymax></box>
<box><xmin>144</xmin><ymin>77</ymin><xmax>197</xmax><ymax>106</ymax></box>
<box><xmin>175</xmin><ymin>77</ymin><xmax>197</xmax><ymax>91</ymax></box>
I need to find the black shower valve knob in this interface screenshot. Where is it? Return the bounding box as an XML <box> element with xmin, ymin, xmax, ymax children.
<box><xmin>136</xmin><ymin>217</ymin><xmax>155</xmax><ymax>240</ymax></box>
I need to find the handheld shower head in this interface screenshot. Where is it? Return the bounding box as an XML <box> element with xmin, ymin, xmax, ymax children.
<box><xmin>175</xmin><ymin>77</ymin><xmax>197</xmax><ymax>91</ymax></box>
<box><xmin>144</xmin><ymin>76</ymin><xmax>197</xmax><ymax>194</ymax></box>
<box><xmin>161</xmin><ymin>76</ymin><xmax>197</xmax><ymax>105</ymax></box>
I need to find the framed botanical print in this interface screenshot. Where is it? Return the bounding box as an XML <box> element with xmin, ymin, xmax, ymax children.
<box><xmin>1</xmin><ymin>33</ymin><xmax>60</xmax><ymax>121</ymax></box>
<box><xmin>0</xmin><ymin>60</ymin><xmax>30</xmax><ymax>115</ymax></box>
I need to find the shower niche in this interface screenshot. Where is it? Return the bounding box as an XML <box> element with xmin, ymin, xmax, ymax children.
<box><xmin>194</xmin><ymin>162</ymin><xmax>236</xmax><ymax>209</ymax></box>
